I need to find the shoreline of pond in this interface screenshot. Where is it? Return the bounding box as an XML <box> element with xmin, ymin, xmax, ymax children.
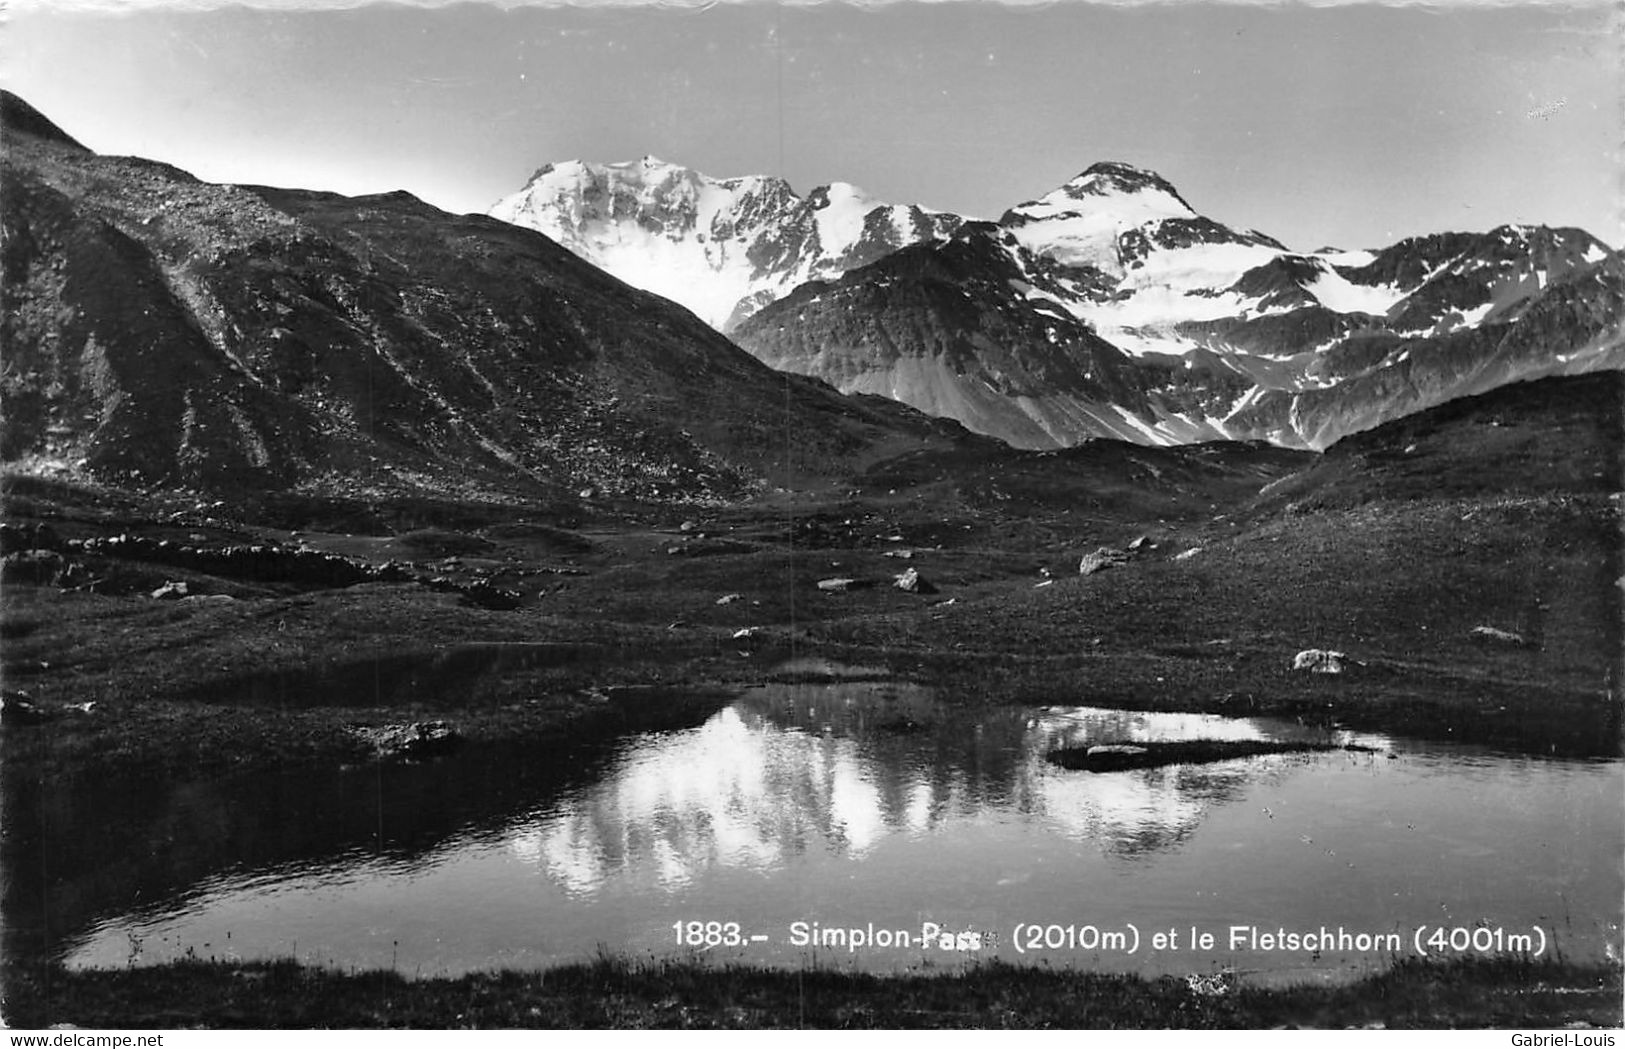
<box><xmin>3</xmin><ymin>954</ymin><xmax>1620</xmax><ymax>1029</ymax></box>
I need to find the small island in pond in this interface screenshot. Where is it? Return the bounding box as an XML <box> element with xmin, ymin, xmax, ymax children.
<box><xmin>1047</xmin><ymin>739</ymin><xmax>1380</xmax><ymax>773</ymax></box>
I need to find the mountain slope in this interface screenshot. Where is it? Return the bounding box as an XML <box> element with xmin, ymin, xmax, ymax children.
<box><xmin>1252</xmin><ymin>370</ymin><xmax>1624</xmax><ymax>511</ymax></box>
<box><xmin>0</xmin><ymin>93</ymin><xmax>968</xmax><ymax>502</ymax></box>
<box><xmin>737</xmin><ymin>225</ymin><xmax>1252</xmax><ymax>449</ymax></box>
<box><xmin>733</xmin><ymin>163</ymin><xmax>1622</xmax><ymax>449</ymax></box>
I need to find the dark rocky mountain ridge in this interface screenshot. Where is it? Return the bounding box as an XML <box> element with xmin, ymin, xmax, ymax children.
<box><xmin>0</xmin><ymin>93</ymin><xmax>971</xmax><ymax>503</ymax></box>
<box><xmin>737</xmin><ymin>228</ymin><xmax>1253</xmax><ymax>449</ymax></box>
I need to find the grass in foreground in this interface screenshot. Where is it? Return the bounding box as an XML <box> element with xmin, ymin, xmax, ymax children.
<box><xmin>3</xmin><ymin>956</ymin><xmax>1620</xmax><ymax>1029</ymax></box>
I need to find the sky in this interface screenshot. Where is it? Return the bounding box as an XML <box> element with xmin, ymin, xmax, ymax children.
<box><xmin>2</xmin><ymin>0</ymin><xmax>1619</xmax><ymax>252</ymax></box>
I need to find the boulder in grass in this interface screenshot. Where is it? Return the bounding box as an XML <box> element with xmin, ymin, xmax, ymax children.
<box><xmin>817</xmin><ymin>577</ymin><xmax>861</xmax><ymax>593</ymax></box>
<box><xmin>716</xmin><ymin>593</ymin><xmax>742</xmax><ymax>605</ymax></box>
<box><xmin>354</xmin><ymin>720</ymin><xmax>460</xmax><ymax>761</ymax></box>
<box><xmin>1291</xmin><ymin>649</ymin><xmax>1347</xmax><ymax>674</ymax></box>
<box><xmin>893</xmin><ymin>567</ymin><xmax>936</xmax><ymax>594</ymax></box>
<box><xmin>1078</xmin><ymin>547</ymin><xmax>1129</xmax><ymax>576</ymax></box>
<box><xmin>1</xmin><ymin>691</ymin><xmax>56</xmax><ymax>726</ymax></box>
<box><xmin>1470</xmin><ymin>625</ymin><xmax>1528</xmax><ymax>646</ymax></box>
<box><xmin>151</xmin><ymin>580</ymin><xmax>190</xmax><ymax>600</ymax></box>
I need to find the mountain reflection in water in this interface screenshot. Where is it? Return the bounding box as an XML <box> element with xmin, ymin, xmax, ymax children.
<box><xmin>56</xmin><ymin>676</ymin><xmax>1620</xmax><ymax>979</ymax></box>
<box><xmin>503</xmin><ymin>685</ymin><xmax>1389</xmax><ymax>898</ymax></box>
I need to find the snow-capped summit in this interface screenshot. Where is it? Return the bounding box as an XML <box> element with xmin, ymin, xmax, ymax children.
<box><xmin>1044</xmin><ymin>161</ymin><xmax>1194</xmax><ymax>211</ymax></box>
<box><xmin>998</xmin><ymin>161</ymin><xmax>1207</xmax><ymax>274</ymax></box>
<box><xmin>489</xmin><ymin>158</ymin><xmax>961</xmax><ymax>330</ymax></box>
<box><xmin>994</xmin><ymin>161</ymin><xmax>1287</xmax><ymax>292</ymax></box>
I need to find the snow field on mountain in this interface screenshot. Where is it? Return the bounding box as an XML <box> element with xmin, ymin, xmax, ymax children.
<box><xmin>490</xmin><ymin>158</ymin><xmax>963</xmax><ymax>330</ymax></box>
<box><xmin>1305</xmin><ymin>263</ymin><xmax>1406</xmax><ymax>316</ymax></box>
<box><xmin>812</xmin><ymin>182</ymin><xmax>883</xmax><ymax>257</ymax></box>
<box><xmin>573</xmin><ymin>225</ymin><xmax>766</xmax><ymax>330</ymax></box>
<box><xmin>1004</xmin><ymin>169</ymin><xmax>1195</xmax><ymax>275</ymax></box>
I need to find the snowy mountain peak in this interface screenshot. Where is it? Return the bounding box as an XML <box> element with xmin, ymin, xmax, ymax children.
<box><xmin>1069</xmin><ymin>161</ymin><xmax>1192</xmax><ymax>205</ymax></box>
<box><xmin>998</xmin><ymin>162</ymin><xmax>1202</xmax><ymax>275</ymax></box>
<box><xmin>1011</xmin><ymin>161</ymin><xmax>1195</xmax><ymax>219</ymax></box>
<box><xmin>490</xmin><ymin>158</ymin><xmax>962</xmax><ymax>330</ymax></box>
<box><xmin>809</xmin><ymin>181</ymin><xmax>880</xmax><ymax>211</ymax></box>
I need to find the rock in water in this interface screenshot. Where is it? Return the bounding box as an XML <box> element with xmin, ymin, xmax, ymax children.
<box><xmin>1078</xmin><ymin>547</ymin><xmax>1129</xmax><ymax>575</ymax></box>
<box><xmin>1291</xmin><ymin>649</ymin><xmax>1347</xmax><ymax>674</ymax></box>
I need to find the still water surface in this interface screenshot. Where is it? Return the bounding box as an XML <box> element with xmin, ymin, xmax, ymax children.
<box><xmin>63</xmin><ymin>674</ymin><xmax>1623</xmax><ymax>983</ymax></box>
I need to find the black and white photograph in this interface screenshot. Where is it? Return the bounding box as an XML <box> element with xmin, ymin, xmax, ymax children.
<box><xmin>1</xmin><ymin>0</ymin><xmax>1621</xmax><ymax>1031</ymax></box>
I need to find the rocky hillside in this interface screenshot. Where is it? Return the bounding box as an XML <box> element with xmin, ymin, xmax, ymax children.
<box><xmin>0</xmin><ymin>93</ymin><xmax>969</xmax><ymax>503</ymax></box>
<box><xmin>730</xmin><ymin>226</ymin><xmax>1253</xmax><ymax>448</ymax></box>
<box><xmin>1253</xmin><ymin>370</ymin><xmax>1624</xmax><ymax>511</ymax></box>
